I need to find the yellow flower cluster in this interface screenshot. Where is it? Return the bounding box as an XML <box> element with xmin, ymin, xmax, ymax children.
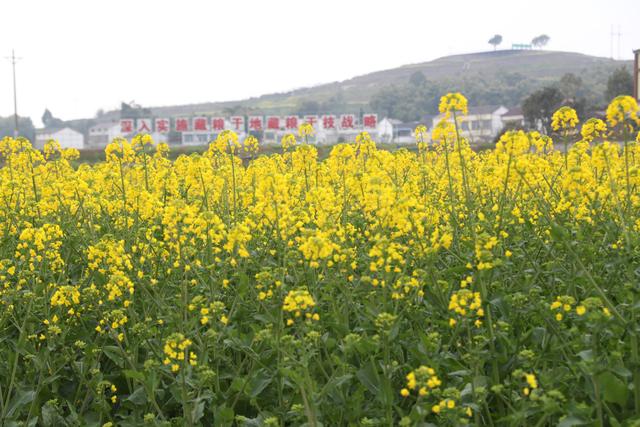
<box><xmin>282</xmin><ymin>289</ymin><xmax>318</xmax><ymax>325</ymax></box>
<box><xmin>281</xmin><ymin>133</ymin><xmax>297</xmax><ymax>150</ymax></box>
<box><xmin>298</xmin><ymin>123</ymin><xmax>315</xmax><ymax>139</ymax></box>
<box><xmin>401</xmin><ymin>365</ymin><xmax>442</xmax><ymax>397</ymax></box>
<box><xmin>522</xmin><ymin>372</ymin><xmax>538</xmax><ymax>396</ymax></box>
<box><xmin>50</xmin><ymin>285</ymin><xmax>80</xmax><ymax>307</ymax></box>
<box><xmin>391</xmin><ymin>274</ymin><xmax>423</xmax><ymax>300</ymax></box>
<box><xmin>188</xmin><ymin>296</ymin><xmax>228</xmax><ymax>326</ymax></box>
<box><xmin>549</xmin><ymin>295</ymin><xmax>576</xmax><ymax>321</ymax></box>
<box><xmin>131</xmin><ymin>133</ymin><xmax>155</xmax><ymax>151</ymax></box>
<box><xmin>243</xmin><ymin>135</ymin><xmax>259</xmax><ymax>154</ymax></box>
<box><xmin>606</xmin><ymin>95</ymin><xmax>640</xmax><ymax>128</ymax></box>
<box><xmin>298</xmin><ymin>229</ymin><xmax>338</xmax><ymax>267</ymax></box>
<box><xmin>255</xmin><ymin>270</ymin><xmax>282</xmax><ymax>301</ymax></box>
<box><xmin>580</xmin><ymin>118</ymin><xmax>607</xmax><ymax>142</ymax></box>
<box><xmin>95</xmin><ymin>309</ymin><xmax>129</xmax><ymax>342</ymax></box>
<box><xmin>355</xmin><ymin>131</ymin><xmax>375</xmax><ymax>152</ymax></box>
<box><xmin>210</xmin><ymin>130</ymin><xmax>242</xmax><ymax>155</ymax></box>
<box><xmin>431</xmin><ymin>398</ymin><xmax>456</xmax><ymax>414</ymax></box>
<box><xmin>414</xmin><ymin>125</ymin><xmax>429</xmax><ymax>152</ymax></box>
<box><xmin>551</xmin><ymin>106</ymin><xmax>579</xmax><ymax>131</ymax></box>
<box><xmin>16</xmin><ymin>223</ymin><xmax>65</xmax><ymax>272</ymax></box>
<box><xmin>438</xmin><ymin>93</ymin><xmax>468</xmax><ymax>118</ymax></box>
<box><xmin>87</xmin><ymin>239</ymin><xmax>133</xmax><ymax>275</ymax></box>
<box><xmin>105</xmin><ymin>137</ymin><xmax>138</xmax><ymax>163</ymax></box>
<box><xmin>551</xmin><ymin>295</ymin><xmax>611</xmax><ymax>320</ymax></box>
<box><xmin>448</xmin><ymin>289</ymin><xmax>483</xmax><ymax>327</ymax></box>
<box><xmin>163</xmin><ymin>333</ymin><xmax>197</xmax><ymax>372</ymax></box>
<box><xmin>43</xmin><ymin>139</ymin><xmax>79</xmax><ymax>161</ymax></box>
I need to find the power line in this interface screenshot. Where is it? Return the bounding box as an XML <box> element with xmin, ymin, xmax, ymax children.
<box><xmin>5</xmin><ymin>49</ymin><xmax>21</xmax><ymax>137</ymax></box>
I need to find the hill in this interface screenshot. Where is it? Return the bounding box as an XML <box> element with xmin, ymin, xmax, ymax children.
<box><xmin>102</xmin><ymin>50</ymin><xmax>631</xmax><ymax>119</ymax></box>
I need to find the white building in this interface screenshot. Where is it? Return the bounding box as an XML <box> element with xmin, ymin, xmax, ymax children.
<box><xmin>35</xmin><ymin>127</ymin><xmax>85</xmax><ymax>150</ymax></box>
<box><xmin>501</xmin><ymin>107</ymin><xmax>525</xmax><ymax>128</ymax></box>
<box><xmin>181</xmin><ymin>131</ymin><xmax>220</xmax><ymax>146</ymax></box>
<box><xmin>88</xmin><ymin>121</ymin><xmax>122</xmax><ymax>148</ymax></box>
<box><xmin>377</xmin><ymin>118</ymin><xmax>401</xmax><ymax>143</ymax></box>
<box><xmin>432</xmin><ymin>105</ymin><xmax>508</xmax><ymax>141</ymax></box>
<box><xmin>377</xmin><ymin>118</ymin><xmax>418</xmax><ymax>144</ymax></box>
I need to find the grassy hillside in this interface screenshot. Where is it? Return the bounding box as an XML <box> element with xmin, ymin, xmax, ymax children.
<box><xmin>105</xmin><ymin>50</ymin><xmax>631</xmax><ymax>118</ymax></box>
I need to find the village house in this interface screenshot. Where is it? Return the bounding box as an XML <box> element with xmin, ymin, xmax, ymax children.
<box><xmin>35</xmin><ymin>127</ymin><xmax>85</xmax><ymax>150</ymax></box>
<box><xmin>500</xmin><ymin>106</ymin><xmax>525</xmax><ymax>128</ymax></box>
<box><xmin>432</xmin><ymin>105</ymin><xmax>508</xmax><ymax>141</ymax></box>
<box><xmin>377</xmin><ymin>118</ymin><xmax>419</xmax><ymax>144</ymax></box>
<box><xmin>87</xmin><ymin>121</ymin><xmax>122</xmax><ymax>148</ymax></box>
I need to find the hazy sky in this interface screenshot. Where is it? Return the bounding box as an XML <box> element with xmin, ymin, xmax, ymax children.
<box><xmin>1</xmin><ymin>0</ymin><xmax>638</xmax><ymax>126</ymax></box>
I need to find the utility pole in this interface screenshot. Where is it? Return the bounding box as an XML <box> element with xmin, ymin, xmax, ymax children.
<box><xmin>617</xmin><ymin>26</ymin><xmax>622</xmax><ymax>60</ymax></box>
<box><xmin>610</xmin><ymin>25</ymin><xmax>614</xmax><ymax>59</ymax></box>
<box><xmin>5</xmin><ymin>49</ymin><xmax>21</xmax><ymax>137</ymax></box>
<box><xmin>610</xmin><ymin>26</ymin><xmax>622</xmax><ymax>60</ymax></box>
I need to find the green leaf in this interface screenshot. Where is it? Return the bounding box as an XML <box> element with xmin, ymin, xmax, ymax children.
<box><xmin>597</xmin><ymin>371</ymin><xmax>628</xmax><ymax>405</ymax></box>
<box><xmin>191</xmin><ymin>397</ymin><xmax>206</xmax><ymax>423</ymax></box>
<box><xmin>280</xmin><ymin>367</ymin><xmax>304</xmax><ymax>385</ymax></box>
<box><xmin>448</xmin><ymin>369</ymin><xmax>471</xmax><ymax>377</ymax></box>
<box><xmin>123</xmin><ymin>369</ymin><xmax>145</xmax><ymax>382</ymax></box>
<box><xmin>102</xmin><ymin>346</ymin><xmax>125</xmax><ymax>366</ymax></box>
<box><xmin>577</xmin><ymin>350</ymin><xmax>593</xmax><ymax>362</ymax></box>
<box><xmin>247</xmin><ymin>369</ymin><xmax>272</xmax><ymax>398</ymax></box>
<box><xmin>41</xmin><ymin>402</ymin><xmax>65</xmax><ymax>426</ymax></box>
<box><xmin>356</xmin><ymin>359</ymin><xmax>381</xmax><ymax>397</ymax></box>
<box><xmin>6</xmin><ymin>389</ymin><xmax>36</xmax><ymax>418</ymax></box>
<box><xmin>557</xmin><ymin>415</ymin><xmax>589</xmax><ymax>427</ymax></box>
<box><xmin>213</xmin><ymin>404</ymin><xmax>234</xmax><ymax>427</ymax></box>
<box><xmin>610</xmin><ymin>365</ymin><xmax>632</xmax><ymax>379</ymax></box>
<box><xmin>125</xmin><ymin>387</ymin><xmax>147</xmax><ymax>405</ymax></box>
<box><xmin>229</xmin><ymin>377</ymin><xmax>245</xmax><ymax>393</ymax></box>
<box><xmin>549</xmin><ymin>222</ymin><xmax>569</xmax><ymax>241</ymax></box>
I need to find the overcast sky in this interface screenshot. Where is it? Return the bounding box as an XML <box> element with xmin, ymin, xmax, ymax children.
<box><xmin>1</xmin><ymin>0</ymin><xmax>638</xmax><ymax>126</ymax></box>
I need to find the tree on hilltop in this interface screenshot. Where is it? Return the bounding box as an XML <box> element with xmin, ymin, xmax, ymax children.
<box><xmin>488</xmin><ymin>34</ymin><xmax>503</xmax><ymax>51</ymax></box>
<box><xmin>532</xmin><ymin>35</ymin><xmax>550</xmax><ymax>49</ymax></box>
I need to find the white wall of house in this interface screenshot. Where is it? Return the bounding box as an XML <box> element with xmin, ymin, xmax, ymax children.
<box><xmin>377</xmin><ymin>118</ymin><xmax>416</xmax><ymax>144</ymax></box>
<box><xmin>88</xmin><ymin>123</ymin><xmax>122</xmax><ymax>147</ymax></box>
<box><xmin>501</xmin><ymin>114</ymin><xmax>525</xmax><ymax>127</ymax></box>
<box><xmin>491</xmin><ymin>106</ymin><xmax>508</xmax><ymax>133</ymax></box>
<box><xmin>393</xmin><ymin>131</ymin><xmax>415</xmax><ymax>144</ymax></box>
<box><xmin>377</xmin><ymin>118</ymin><xmax>396</xmax><ymax>143</ymax></box>
<box><xmin>432</xmin><ymin>106</ymin><xmax>509</xmax><ymax>141</ymax></box>
<box><xmin>36</xmin><ymin>128</ymin><xmax>84</xmax><ymax>149</ymax></box>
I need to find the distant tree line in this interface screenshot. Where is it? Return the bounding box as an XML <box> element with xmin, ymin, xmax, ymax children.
<box><xmin>522</xmin><ymin>66</ymin><xmax>633</xmax><ymax>133</ymax></box>
<box><xmin>368</xmin><ymin>66</ymin><xmax>634</xmax><ymax>127</ymax></box>
<box><xmin>0</xmin><ymin>116</ymin><xmax>35</xmax><ymax>141</ymax></box>
<box><xmin>294</xmin><ymin>92</ymin><xmax>350</xmax><ymax>116</ymax></box>
<box><xmin>370</xmin><ymin>69</ymin><xmax>540</xmax><ymax>122</ymax></box>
